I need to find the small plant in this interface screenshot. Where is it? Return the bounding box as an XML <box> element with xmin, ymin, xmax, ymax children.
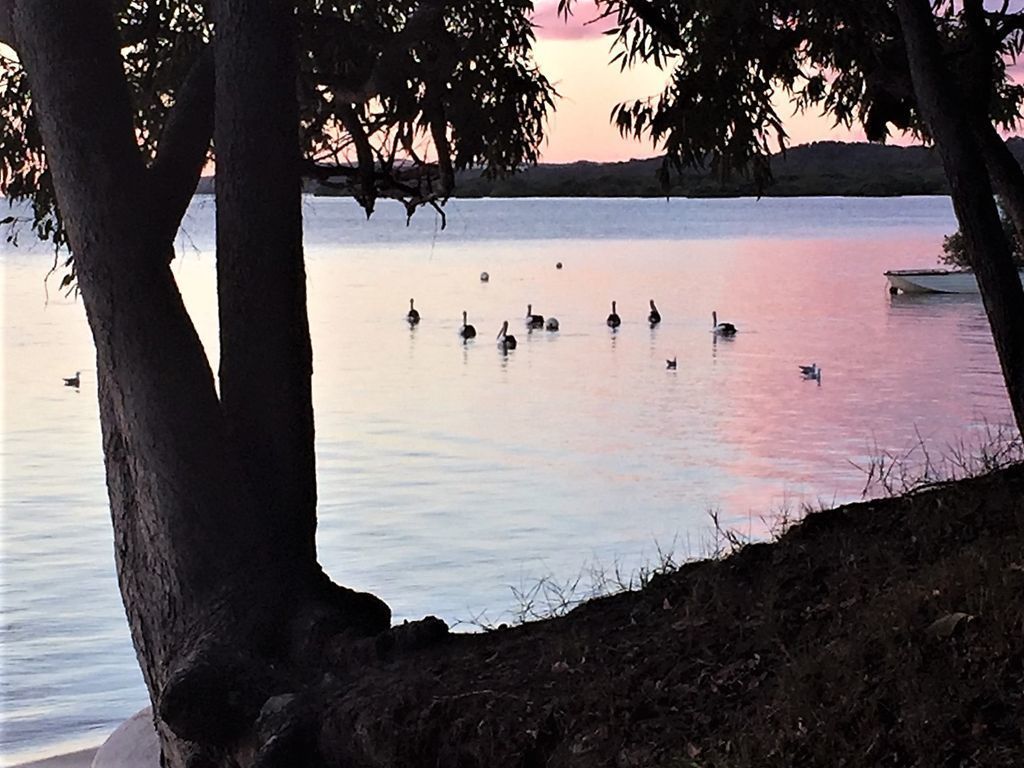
<box><xmin>939</xmin><ymin>200</ymin><xmax>1024</xmax><ymax>269</ymax></box>
<box><xmin>707</xmin><ymin>507</ymin><xmax>750</xmax><ymax>558</ymax></box>
<box><xmin>850</xmin><ymin>421</ymin><xmax>1023</xmax><ymax>499</ymax></box>
<box><xmin>462</xmin><ymin>542</ymin><xmax>689</xmax><ymax>627</ymax></box>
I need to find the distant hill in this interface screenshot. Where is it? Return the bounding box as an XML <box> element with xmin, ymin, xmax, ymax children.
<box><xmin>446</xmin><ymin>139</ymin><xmax>1024</xmax><ymax>198</ymax></box>
<box><xmin>204</xmin><ymin>138</ymin><xmax>1024</xmax><ymax>199</ymax></box>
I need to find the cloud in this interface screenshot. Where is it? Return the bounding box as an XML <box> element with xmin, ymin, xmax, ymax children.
<box><xmin>531</xmin><ymin>0</ymin><xmax>614</xmax><ymax>40</ymax></box>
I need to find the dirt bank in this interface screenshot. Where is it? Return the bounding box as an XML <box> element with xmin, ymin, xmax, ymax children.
<box><xmin>304</xmin><ymin>464</ymin><xmax>1024</xmax><ymax>766</ymax></box>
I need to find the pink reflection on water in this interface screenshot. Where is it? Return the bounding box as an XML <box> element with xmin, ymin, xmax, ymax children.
<box><xmin>698</xmin><ymin>235</ymin><xmax>1012</xmax><ymax>521</ymax></box>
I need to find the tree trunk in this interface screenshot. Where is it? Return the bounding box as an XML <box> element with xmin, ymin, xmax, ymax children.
<box><xmin>975</xmin><ymin>121</ymin><xmax>1024</xmax><ymax>241</ymax></box>
<box><xmin>958</xmin><ymin>0</ymin><xmax>1024</xmax><ymax>241</ymax></box>
<box><xmin>14</xmin><ymin>1</ymin><xmax>390</xmax><ymax>765</ymax></box>
<box><xmin>213</xmin><ymin>0</ymin><xmax>319</xmax><ymax>570</ymax></box>
<box><xmin>895</xmin><ymin>0</ymin><xmax>1024</xmax><ymax>435</ymax></box>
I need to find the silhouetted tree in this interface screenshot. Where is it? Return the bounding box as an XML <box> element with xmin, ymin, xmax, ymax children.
<box><xmin>1</xmin><ymin>1</ymin><xmax>551</xmax><ymax>764</ymax></box>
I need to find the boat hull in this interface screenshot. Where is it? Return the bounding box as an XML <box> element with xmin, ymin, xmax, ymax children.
<box><xmin>885</xmin><ymin>269</ymin><xmax>987</xmax><ymax>294</ymax></box>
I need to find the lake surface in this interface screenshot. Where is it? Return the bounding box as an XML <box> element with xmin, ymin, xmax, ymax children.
<box><xmin>0</xmin><ymin>196</ymin><xmax>1014</xmax><ymax>763</ymax></box>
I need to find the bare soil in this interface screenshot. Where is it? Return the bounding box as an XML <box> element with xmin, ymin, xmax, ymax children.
<box><xmin>308</xmin><ymin>465</ymin><xmax>1024</xmax><ymax>767</ymax></box>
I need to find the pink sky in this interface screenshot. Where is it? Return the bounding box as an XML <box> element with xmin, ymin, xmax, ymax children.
<box><xmin>527</xmin><ymin>1</ymin><xmax>927</xmax><ymax>164</ymax></box>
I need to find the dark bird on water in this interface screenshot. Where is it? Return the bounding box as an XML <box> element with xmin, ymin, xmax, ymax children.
<box><xmin>666</xmin><ymin>357</ymin><xmax>677</xmax><ymax>370</ymax></box>
<box><xmin>606</xmin><ymin>301</ymin><xmax>621</xmax><ymax>329</ymax></box>
<box><xmin>460</xmin><ymin>310</ymin><xmax>477</xmax><ymax>339</ymax></box>
<box><xmin>799</xmin><ymin>363</ymin><xmax>822</xmax><ymax>384</ymax></box>
<box><xmin>526</xmin><ymin>304</ymin><xmax>544</xmax><ymax>328</ymax></box>
<box><xmin>497</xmin><ymin>320</ymin><xmax>517</xmax><ymax>350</ymax></box>
<box><xmin>63</xmin><ymin>371</ymin><xmax>81</xmax><ymax>388</ymax></box>
<box><xmin>648</xmin><ymin>299</ymin><xmax>661</xmax><ymax>326</ymax></box>
<box><xmin>407</xmin><ymin>298</ymin><xmax>420</xmax><ymax>325</ymax></box>
<box><xmin>712</xmin><ymin>311</ymin><xmax>737</xmax><ymax>336</ymax></box>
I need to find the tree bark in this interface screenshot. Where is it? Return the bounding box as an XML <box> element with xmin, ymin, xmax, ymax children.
<box><xmin>11</xmin><ymin>0</ymin><xmax>280</xmax><ymax>760</ymax></box>
<box><xmin>975</xmin><ymin>120</ymin><xmax>1024</xmax><ymax>240</ymax></box>
<box><xmin>959</xmin><ymin>0</ymin><xmax>1024</xmax><ymax>240</ymax></box>
<box><xmin>214</xmin><ymin>0</ymin><xmax>318</xmax><ymax>570</ymax></box>
<box><xmin>14</xmin><ymin>1</ymin><xmax>389</xmax><ymax>765</ymax></box>
<box><xmin>895</xmin><ymin>0</ymin><xmax>1024</xmax><ymax>435</ymax></box>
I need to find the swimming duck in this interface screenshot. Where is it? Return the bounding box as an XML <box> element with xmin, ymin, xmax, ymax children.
<box><xmin>545</xmin><ymin>317</ymin><xmax>560</xmax><ymax>331</ymax></box>
<box><xmin>648</xmin><ymin>299</ymin><xmax>661</xmax><ymax>326</ymax></box>
<box><xmin>63</xmin><ymin>371</ymin><xmax>81</xmax><ymax>388</ymax></box>
<box><xmin>666</xmin><ymin>357</ymin><xmax>677</xmax><ymax>370</ymax></box>
<box><xmin>497</xmin><ymin>320</ymin><xmax>517</xmax><ymax>350</ymax></box>
<box><xmin>526</xmin><ymin>304</ymin><xmax>544</xmax><ymax>328</ymax></box>
<box><xmin>712</xmin><ymin>311</ymin><xmax>737</xmax><ymax>336</ymax></box>
<box><xmin>407</xmin><ymin>298</ymin><xmax>420</xmax><ymax>325</ymax></box>
<box><xmin>606</xmin><ymin>301</ymin><xmax>621</xmax><ymax>329</ymax></box>
<box><xmin>460</xmin><ymin>311</ymin><xmax>476</xmax><ymax>339</ymax></box>
<box><xmin>800</xmin><ymin>363</ymin><xmax>822</xmax><ymax>383</ymax></box>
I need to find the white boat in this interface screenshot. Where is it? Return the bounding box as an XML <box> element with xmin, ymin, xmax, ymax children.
<box><xmin>885</xmin><ymin>269</ymin><xmax>983</xmax><ymax>294</ymax></box>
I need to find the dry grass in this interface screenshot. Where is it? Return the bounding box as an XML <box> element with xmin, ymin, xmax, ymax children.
<box><xmin>851</xmin><ymin>421</ymin><xmax>1024</xmax><ymax>498</ymax></box>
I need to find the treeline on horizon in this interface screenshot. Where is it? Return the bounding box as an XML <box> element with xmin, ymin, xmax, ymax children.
<box><xmin>194</xmin><ymin>138</ymin><xmax>1024</xmax><ymax>198</ymax></box>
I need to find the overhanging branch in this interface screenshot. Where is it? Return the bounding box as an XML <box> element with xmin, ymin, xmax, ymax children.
<box><xmin>303</xmin><ymin>160</ymin><xmax>448</xmax><ymax>227</ymax></box>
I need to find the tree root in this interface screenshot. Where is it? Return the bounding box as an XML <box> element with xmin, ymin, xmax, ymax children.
<box><xmin>156</xmin><ymin>576</ymin><xmax>449</xmax><ymax>767</ymax></box>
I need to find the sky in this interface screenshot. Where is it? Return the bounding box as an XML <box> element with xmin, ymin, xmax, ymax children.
<box><xmin>528</xmin><ymin>1</ymin><xmax>930</xmax><ymax>164</ymax></box>
<box><xmin>2</xmin><ymin>3</ymin><xmax>1018</xmax><ymax>166</ymax></box>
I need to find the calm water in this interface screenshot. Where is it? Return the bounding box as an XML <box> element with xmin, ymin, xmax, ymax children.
<box><xmin>0</xmin><ymin>196</ymin><xmax>1014</xmax><ymax>763</ymax></box>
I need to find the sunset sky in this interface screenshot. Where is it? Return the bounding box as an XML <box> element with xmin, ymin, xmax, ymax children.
<box><xmin>529</xmin><ymin>1</ymin><xmax>907</xmax><ymax>164</ymax></box>
<box><xmin>2</xmin><ymin>3</ymin><xmax>1017</xmax><ymax>166</ymax></box>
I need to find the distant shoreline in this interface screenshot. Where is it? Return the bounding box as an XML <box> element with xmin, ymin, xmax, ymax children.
<box><xmin>192</xmin><ymin>138</ymin><xmax>1023</xmax><ymax>199</ymax></box>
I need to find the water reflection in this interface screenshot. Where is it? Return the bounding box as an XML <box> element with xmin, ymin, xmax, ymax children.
<box><xmin>4</xmin><ymin>195</ymin><xmax>1015</xmax><ymax>763</ymax></box>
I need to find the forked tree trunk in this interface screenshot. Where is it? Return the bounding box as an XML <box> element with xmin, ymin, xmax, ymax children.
<box><xmin>13</xmin><ymin>1</ymin><xmax>389</xmax><ymax>765</ymax></box>
<box><xmin>895</xmin><ymin>0</ymin><xmax>1024</xmax><ymax>435</ymax></box>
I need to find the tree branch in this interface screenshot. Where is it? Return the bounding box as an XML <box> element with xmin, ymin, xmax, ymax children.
<box><xmin>621</xmin><ymin>0</ymin><xmax>685</xmax><ymax>49</ymax></box>
<box><xmin>148</xmin><ymin>45</ymin><xmax>214</xmax><ymax>257</ymax></box>
<box><xmin>12</xmin><ymin>0</ymin><xmax>148</xmax><ymax>267</ymax></box>
<box><xmin>985</xmin><ymin>8</ymin><xmax>1024</xmax><ymax>38</ymax></box>
<box><xmin>975</xmin><ymin>118</ymin><xmax>1024</xmax><ymax>240</ymax></box>
<box><xmin>335</xmin><ymin>102</ymin><xmax>376</xmax><ymax>214</ymax></box>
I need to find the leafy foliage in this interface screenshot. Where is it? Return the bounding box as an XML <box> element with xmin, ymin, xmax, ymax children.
<box><xmin>940</xmin><ymin>201</ymin><xmax>1024</xmax><ymax>268</ymax></box>
<box><xmin>0</xmin><ymin>50</ymin><xmax>63</xmax><ymax>249</ymax></box>
<box><xmin>558</xmin><ymin>0</ymin><xmax>1024</xmax><ymax>186</ymax></box>
<box><xmin>0</xmin><ymin>0</ymin><xmax>555</xmax><ymax>249</ymax></box>
<box><xmin>299</xmin><ymin>0</ymin><xmax>554</xmax><ymax>219</ymax></box>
